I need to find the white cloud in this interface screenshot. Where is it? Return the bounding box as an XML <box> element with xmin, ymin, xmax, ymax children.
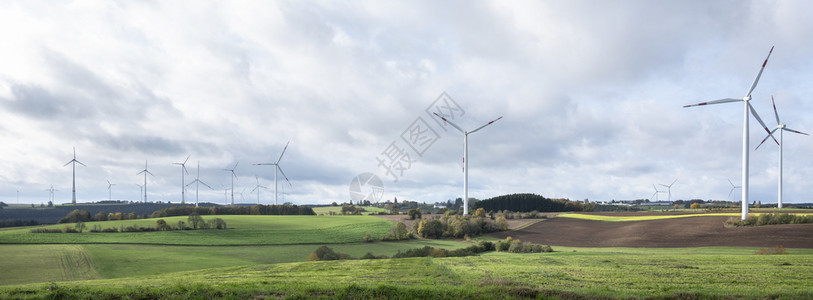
<box><xmin>1</xmin><ymin>1</ymin><xmax>813</xmax><ymax>206</ymax></box>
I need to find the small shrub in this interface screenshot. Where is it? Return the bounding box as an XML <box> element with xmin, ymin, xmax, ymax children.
<box><xmin>363</xmin><ymin>232</ymin><xmax>374</xmax><ymax>242</ymax></box>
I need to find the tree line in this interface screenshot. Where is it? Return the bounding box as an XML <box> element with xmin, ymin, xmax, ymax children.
<box><xmin>474</xmin><ymin>193</ymin><xmax>595</xmax><ymax>212</ymax></box>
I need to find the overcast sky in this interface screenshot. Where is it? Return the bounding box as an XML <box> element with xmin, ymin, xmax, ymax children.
<box><xmin>2</xmin><ymin>1</ymin><xmax>813</xmax><ymax>206</ymax></box>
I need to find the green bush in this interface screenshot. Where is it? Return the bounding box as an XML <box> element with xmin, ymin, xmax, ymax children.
<box><xmin>727</xmin><ymin>213</ymin><xmax>813</xmax><ymax>227</ymax></box>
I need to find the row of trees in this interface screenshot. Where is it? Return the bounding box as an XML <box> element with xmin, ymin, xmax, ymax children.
<box><xmin>151</xmin><ymin>204</ymin><xmax>315</xmax><ymax>218</ymax></box>
<box><xmin>474</xmin><ymin>193</ymin><xmax>594</xmax><ymax>212</ymax></box>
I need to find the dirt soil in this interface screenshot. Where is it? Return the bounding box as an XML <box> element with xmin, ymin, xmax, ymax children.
<box><xmin>490</xmin><ymin>216</ymin><xmax>813</xmax><ymax>248</ymax></box>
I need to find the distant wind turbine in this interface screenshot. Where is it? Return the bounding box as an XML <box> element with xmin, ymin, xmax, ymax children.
<box><xmin>223</xmin><ymin>162</ymin><xmax>239</xmax><ymax>205</ymax></box>
<box><xmin>433</xmin><ymin>113</ymin><xmax>502</xmax><ymax>215</ymax></box>
<box><xmin>728</xmin><ymin>179</ymin><xmax>742</xmax><ymax>202</ymax></box>
<box><xmin>186</xmin><ymin>161</ymin><xmax>213</xmax><ymax>207</ymax></box>
<box><xmin>107</xmin><ymin>180</ymin><xmax>116</xmax><ymax>201</ymax></box>
<box><xmin>651</xmin><ymin>185</ymin><xmax>664</xmax><ymax>202</ymax></box>
<box><xmin>44</xmin><ymin>185</ymin><xmax>58</xmax><ymax>203</ymax></box>
<box><xmin>659</xmin><ymin>179</ymin><xmax>677</xmax><ymax>202</ymax></box>
<box><xmin>173</xmin><ymin>155</ymin><xmax>190</xmax><ymax>204</ymax></box>
<box><xmin>136</xmin><ymin>183</ymin><xmax>144</xmax><ymax>202</ymax></box>
<box><xmin>683</xmin><ymin>46</ymin><xmax>777</xmax><ymax>220</ymax></box>
<box><xmin>136</xmin><ymin>161</ymin><xmax>155</xmax><ymax>203</ymax></box>
<box><xmin>63</xmin><ymin>147</ymin><xmax>86</xmax><ymax>204</ymax></box>
<box><xmin>755</xmin><ymin>96</ymin><xmax>809</xmax><ymax>208</ymax></box>
<box><xmin>253</xmin><ymin>142</ymin><xmax>292</xmax><ymax>205</ymax></box>
<box><xmin>250</xmin><ymin>175</ymin><xmax>268</xmax><ymax>204</ymax></box>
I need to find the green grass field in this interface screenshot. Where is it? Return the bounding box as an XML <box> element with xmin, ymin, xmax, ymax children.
<box><xmin>2</xmin><ymin>247</ymin><xmax>812</xmax><ymax>299</ymax></box>
<box><xmin>2</xmin><ymin>213</ymin><xmax>813</xmax><ymax>298</ymax></box>
<box><xmin>558</xmin><ymin>212</ymin><xmax>813</xmax><ymax>222</ymax></box>
<box><xmin>0</xmin><ymin>215</ymin><xmax>392</xmax><ymax>245</ymax></box>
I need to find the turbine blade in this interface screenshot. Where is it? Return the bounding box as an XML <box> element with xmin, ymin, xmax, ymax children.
<box><xmin>468</xmin><ymin>116</ymin><xmax>503</xmax><ymax>134</ymax></box>
<box><xmin>183</xmin><ymin>155</ymin><xmax>190</xmax><ymax>165</ymax></box>
<box><xmin>670</xmin><ymin>179</ymin><xmax>677</xmax><ymax>186</ymax></box>
<box><xmin>783</xmin><ymin>127</ymin><xmax>809</xmax><ymax>136</ymax></box>
<box><xmin>277</xmin><ymin>141</ymin><xmax>290</xmax><ymax>163</ymax></box>
<box><xmin>200</xmin><ymin>181</ymin><xmax>214</xmax><ymax>190</ymax></box>
<box><xmin>771</xmin><ymin>96</ymin><xmax>780</xmax><ymax>125</ymax></box>
<box><xmin>749</xmin><ymin>103</ymin><xmax>778</xmax><ymax>145</ymax></box>
<box><xmin>744</xmin><ymin>46</ymin><xmax>774</xmax><ymax>99</ymax></box>
<box><xmin>277</xmin><ymin>166</ymin><xmax>292</xmax><ymax>187</ymax></box>
<box><xmin>432</xmin><ymin>112</ymin><xmax>465</xmax><ymax>133</ymax></box>
<box><xmin>728</xmin><ymin>178</ymin><xmax>735</xmax><ymax>187</ymax></box>
<box><xmin>729</xmin><ymin>188</ymin><xmax>735</xmax><ymax>198</ymax></box>
<box><xmin>682</xmin><ymin>98</ymin><xmax>741</xmax><ymax>108</ymax></box>
<box><xmin>76</xmin><ymin>160</ymin><xmax>86</xmax><ymax>167</ymax></box>
<box><xmin>755</xmin><ymin>128</ymin><xmax>779</xmax><ymax>150</ymax></box>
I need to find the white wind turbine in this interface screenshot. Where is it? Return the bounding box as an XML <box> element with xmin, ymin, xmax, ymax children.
<box><xmin>107</xmin><ymin>180</ymin><xmax>116</xmax><ymax>201</ymax></box>
<box><xmin>63</xmin><ymin>147</ymin><xmax>86</xmax><ymax>204</ymax></box>
<box><xmin>651</xmin><ymin>185</ymin><xmax>664</xmax><ymax>202</ymax></box>
<box><xmin>253</xmin><ymin>142</ymin><xmax>292</xmax><ymax>205</ymax></box>
<box><xmin>136</xmin><ymin>184</ymin><xmax>143</xmax><ymax>202</ymax></box>
<box><xmin>683</xmin><ymin>46</ymin><xmax>777</xmax><ymax>220</ymax></box>
<box><xmin>250</xmin><ymin>175</ymin><xmax>268</xmax><ymax>204</ymax></box>
<box><xmin>223</xmin><ymin>162</ymin><xmax>239</xmax><ymax>205</ymax></box>
<box><xmin>186</xmin><ymin>161</ymin><xmax>213</xmax><ymax>207</ymax></box>
<box><xmin>44</xmin><ymin>185</ymin><xmax>58</xmax><ymax>203</ymax></box>
<box><xmin>173</xmin><ymin>155</ymin><xmax>190</xmax><ymax>204</ymax></box>
<box><xmin>136</xmin><ymin>161</ymin><xmax>155</xmax><ymax>203</ymax></box>
<box><xmin>755</xmin><ymin>96</ymin><xmax>809</xmax><ymax>208</ymax></box>
<box><xmin>433</xmin><ymin>113</ymin><xmax>502</xmax><ymax>215</ymax></box>
<box><xmin>659</xmin><ymin>179</ymin><xmax>677</xmax><ymax>202</ymax></box>
<box><xmin>728</xmin><ymin>179</ymin><xmax>742</xmax><ymax>202</ymax></box>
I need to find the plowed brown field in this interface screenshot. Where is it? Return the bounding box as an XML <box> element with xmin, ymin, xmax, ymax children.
<box><xmin>490</xmin><ymin>215</ymin><xmax>813</xmax><ymax>248</ymax></box>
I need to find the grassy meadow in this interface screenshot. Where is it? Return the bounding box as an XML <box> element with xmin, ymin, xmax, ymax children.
<box><xmin>2</xmin><ymin>212</ymin><xmax>813</xmax><ymax>298</ymax></box>
<box><xmin>2</xmin><ymin>247</ymin><xmax>813</xmax><ymax>299</ymax></box>
<box><xmin>0</xmin><ymin>215</ymin><xmax>392</xmax><ymax>245</ymax></box>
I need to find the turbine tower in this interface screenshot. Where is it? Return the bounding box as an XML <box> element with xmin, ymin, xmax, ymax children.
<box><xmin>63</xmin><ymin>147</ymin><xmax>86</xmax><ymax>204</ymax></box>
<box><xmin>659</xmin><ymin>179</ymin><xmax>677</xmax><ymax>202</ymax></box>
<box><xmin>107</xmin><ymin>180</ymin><xmax>116</xmax><ymax>201</ymax></box>
<box><xmin>433</xmin><ymin>113</ymin><xmax>502</xmax><ymax>215</ymax></box>
<box><xmin>186</xmin><ymin>160</ymin><xmax>213</xmax><ymax>207</ymax></box>
<box><xmin>136</xmin><ymin>161</ymin><xmax>155</xmax><ymax>203</ymax></box>
<box><xmin>223</xmin><ymin>162</ymin><xmax>239</xmax><ymax>205</ymax></box>
<box><xmin>173</xmin><ymin>155</ymin><xmax>190</xmax><ymax>204</ymax></box>
<box><xmin>755</xmin><ymin>96</ymin><xmax>809</xmax><ymax>208</ymax></box>
<box><xmin>683</xmin><ymin>46</ymin><xmax>777</xmax><ymax>220</ymax></box>
<box><xmin>253</xmin><ymin>142</ymin><xmax>292</xmax><ymax>205</ymax></box>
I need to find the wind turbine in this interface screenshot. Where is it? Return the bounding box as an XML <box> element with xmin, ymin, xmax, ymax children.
<box><xmin>683</xmin><ymin>46</ymin><xmax>777</xmax><ymax>220</ymax></box>
<box><xmin>63</xmin><ymin>147</ymin><xmax>86</xmax><ymax>204</ymax></box>
<box><xmin>250</xmin><ymin>175</ymin><xmax>268</xmax><ymax>204</ymax></box>
<box><xmin>136</xmin><ymin>183</ymin><xmax>144</xmax><ymax>202</ymax></box>
<box><xmin>173</xmin><ymin>155</ymin><xmax>190</xmax><ymax>204</ymax></box>
<box><xmin>186</xmin><ymin>161</ymin><xmax>213</xmax><ymax>207</ymax></box>
<box><xmin>136</xmin><ymin>161</ymin><xmax>155</xmax><ymax>203</ymax></box>
<box><xmin>253</xmin><ymin>142</ymin><xmax>292</xmax><ymax>205</ymax></box>
<box><xmin>44</xmin><ymin>185</ymin><xmax>58</xmax><ymax>203</ymax></box>
<box><xmin>728</xmin><ymin>179</ymin><xmax>742</xmax><ymax>202</ymax></box>
<box><xmin>223</xmin><ymin>162</ymin><xmax>239</xmax><ymax>205</ymax></box>
<box><xmin>433</xmin><ymin>113</ymin><xmax>502</xmax><ymax>215</ymax></box>
<box><xmin>755</xmin><ymin>96</ymin><xmax>809</xmax><ymax>209</ymax></box>
<box><xmin>659</xmin><ymin>179</ymin><xmax>677</xmax><ymax>202</ymax></box>
<box><xmin>106</xmin><ymin>180</ymin><xmax>116</xmax><ymax>201</ymax></box>
<box><xmin>651</xmin><ymin>185</ymin><xmax>664</xmax><ymax>202</ymax></box>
